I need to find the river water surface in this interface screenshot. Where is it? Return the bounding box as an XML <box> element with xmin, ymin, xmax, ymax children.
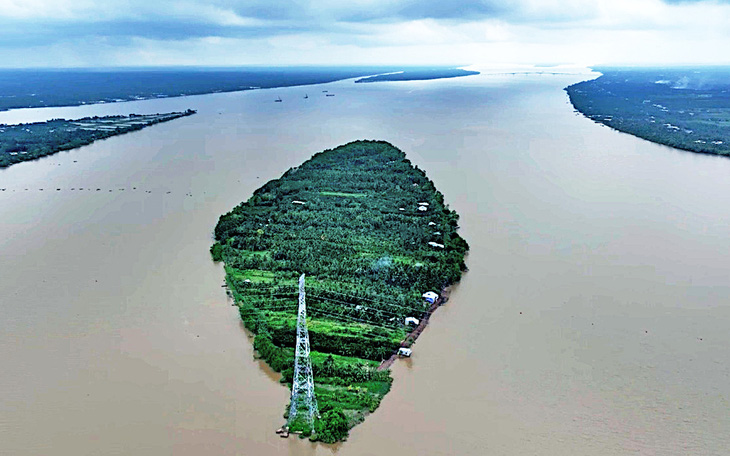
<box><xmin>1</xmin><ymin>71</ymin><xmax>729</xmax><ymax>455</ymax></box>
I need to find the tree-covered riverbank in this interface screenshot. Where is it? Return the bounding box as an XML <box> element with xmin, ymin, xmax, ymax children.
<box><xmin>355</xmin><ymin>68</ymin><xmax>479</xmax><ymax>83</ymax></box>
<box><xmin>0</xmin><ymin>67</ymin><xmax>409</xmax><ymax>112</ymax></box>
<box><xmin>212</xmin><ymin>140</ymin><xmax>468</xmax><ymax>442</ymax></box>
<box><xmin>0</xmin><ymin>110</ymin><xmax>195</xmax><ymax>168</ymax></box>
<box><xmin>566</xmin><ymin>68</ymin><xmax>730</xmax><ymax>156</ymax></box>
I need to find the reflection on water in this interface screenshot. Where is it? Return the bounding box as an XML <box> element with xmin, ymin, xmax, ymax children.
<box><xmin>1</xmin><ymin>72</ymin><xmax>729</xmax><ymax>455</ymax></box>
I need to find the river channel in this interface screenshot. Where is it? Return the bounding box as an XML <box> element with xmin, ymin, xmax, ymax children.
<box><xmin>1</xmin><ymin>70</ymin><xmax>728</xmax><ymax>455</ymax></box>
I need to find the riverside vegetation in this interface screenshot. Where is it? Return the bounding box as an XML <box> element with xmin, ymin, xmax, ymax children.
<box><xmin>354</xmin><ymin>68</ymin><xmax>479</xmax><ymax>83</ymax></box>
<box><xmin>212</xmin><ymin>140</ymin><xmax>468</xmax><ymax>442</ymax></box>
<box><xmin>0</xmin><ymin>67</ymin><xmax>481</xmax><ymax>112</ymax></box>
<box><xmin>0</xmin><ymin>110</ymin><xmax>195</xmax><ymax>168</ymax></box>
<box><xmin>566</xmin><ymin>67</ymin><xmax>730</xmax><ymax>156</ymax></box>
<box><xmin>0</xmin><ymin>69</ymin><xmax>398</xmax><ymax>111</ymax></box>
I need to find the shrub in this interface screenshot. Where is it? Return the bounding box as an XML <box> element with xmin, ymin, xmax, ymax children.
<box><xmin>314</xmin><ymin>409</ymin><xmax>349</xmax><ymax>443</ymax></box>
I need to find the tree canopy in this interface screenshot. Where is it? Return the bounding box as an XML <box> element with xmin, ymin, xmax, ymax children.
<box><xmin>213</xmin><ymin>140</ymin><xmax>468</xmax><ymax>441</ymax></box>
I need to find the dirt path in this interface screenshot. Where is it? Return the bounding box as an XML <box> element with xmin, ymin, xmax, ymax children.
<box><xmin>377</xmin><ymin>290</ymin><xmax>449</xmax><ymax>371</ymax></box>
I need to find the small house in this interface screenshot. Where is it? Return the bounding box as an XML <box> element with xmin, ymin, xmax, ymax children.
<box><xmin>405</xmin><ymin>317</ymin><xmax>420</xmax><ymax>326</ymax></box>
<box><xmin>398</xmin><ymin>347</ymin><xmax>412</xmax><ymax>357</ymax></box>
<box><xmin>422</xmin><ymin>291</ymin><xmax>439</xmax><ymax>303</ymax></box>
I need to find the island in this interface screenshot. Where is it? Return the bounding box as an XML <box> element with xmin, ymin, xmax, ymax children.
<box><xmin>212</xmin><ymin>140</ymin><xmax>468</xmax><ymax>442</ymax></box>
<box><xmin>0</xmin><ymin>110</ymin><xmax>196</xmax><ymax>168</ymax></box>
<box><xmin>355</xmin><ymin>68</ymin><xmax>479</xmax><ymax>83</ymax></box>
<box><xmin>566</xmin><ymin>67</ymin><xmax>730</xmax><ymax>156</ymax></box>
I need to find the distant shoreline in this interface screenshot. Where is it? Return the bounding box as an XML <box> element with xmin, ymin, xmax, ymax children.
<box><xmin>0</xmin><ymin>110</ymin><xmax>196</xmax><ymax>168</ymax></box>
<box><xmin>0</xmin><ymin>89</ymin><xmax>252</xmax><ymax>113</ymax></box>
<box><xmin>565</xmin><ymin>68</ymin><xmax>730</xmax><ymax>158</ymax></box>
<box><xmin>0</xmin><ymin>67</ymin><xmax>475</xmax><ymax>113</ymax></box>
<box><xmin>354</xmin><ymin>68</ymin><xmax>479</xmax><ymax>83</ymax></box>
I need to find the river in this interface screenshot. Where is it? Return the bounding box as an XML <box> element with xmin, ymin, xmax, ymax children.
<box><xmin>1</xmin><ymin>70</ymin><xmax>728</xmax><ymax>455</ymax></box>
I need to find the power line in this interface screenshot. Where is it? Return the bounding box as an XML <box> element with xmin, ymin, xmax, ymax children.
<box><xmin>229</xmin><ymin>282</ymin><xmax>423</xmax><ymax>314</ymax></box>
<box><xmin>239</xmin><ymin>303</ymin><xmax>403</xmax><ymax>328</ymax></box>
<box><xmin>307</xmin><ymin>294</ymin><xmax>408</xmax><ymax>320</ymax></box>
<box><xmin>238</xmin><ymin>292</ymin><xmax>412</xmax><ymax>320</ymax></box>
<box><xmin>233</xmin><ymin>288</ymin><xmax>422</xmax><ymax>317</ymax></box>
<box><xmin>307</xmin><ymin>308</ymin><xmax>403</xmax><ymax>330</ymax></box>
<box><xmin>308</xmin><ymin>289</ymin><xmax>423</xmax><ymax>313</ymax></box>
<box><xmin>238</xmin><ymin>303</ymin><xmax>404</xmax><ymax>331</ymax></box>
<box><xmin>239</xmin><ymin>305</ymin><xmax>296</xmax><ymax>312</ymax></box>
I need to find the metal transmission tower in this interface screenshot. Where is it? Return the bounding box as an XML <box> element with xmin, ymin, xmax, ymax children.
<box><xmin>286</xmin><ymin>274</ymin><xmax>319</xmax><ymax>432</ymax></box>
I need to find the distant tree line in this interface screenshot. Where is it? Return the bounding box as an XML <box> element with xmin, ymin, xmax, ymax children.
<box><xmin>566</xmin><ymin>69</ymin><xmax>730</xmax><ymax>156</ymax></box>
<box><xmin>0</xmin><ymin>110</ymin><xmax>196</xmax><ymax>168</ymax></box>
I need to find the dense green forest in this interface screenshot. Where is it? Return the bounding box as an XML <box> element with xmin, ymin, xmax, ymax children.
<box><xmin>0</xmin><ymin>67</ymin><xmax>480</xmax><ymax>112</ymax></box>
<box><xmin>212</xmin><ymin>140</ymin><xmax>468</xmax><ymax>442</ymax></box>
<box><xmin>0</xmin><ymin>67</ymin><xmax>413</xmax><ymax>111</ymax></box>
<box><xmin>0</xmin><ymin>110</ymin><xmax>195</xmax><ymax>168</ymax></box>
<box><xmin>566</xmin><ymin>67</ymin><xmax>730</xmax><ymax>156</ymax></box>
<box><xmin>355</xmin><ymin>68</ymin><xmax>479</xmax><ymax>83</ymax></box>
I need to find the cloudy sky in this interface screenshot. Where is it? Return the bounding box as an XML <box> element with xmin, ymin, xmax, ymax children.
<box><xmin>1</xmin><ymin>0</ymin><xmax>729</xmax><ymax>67</ymax></box>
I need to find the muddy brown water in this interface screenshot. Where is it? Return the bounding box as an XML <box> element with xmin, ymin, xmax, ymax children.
<box><xmin>1</xmin><ymin>71</ymin><xmax>729</xmax><ymax>455</ymax></box>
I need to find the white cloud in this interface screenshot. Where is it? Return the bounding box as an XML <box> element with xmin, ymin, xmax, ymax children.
<box><xmin>0</xmin><ymin>0</ymin><xmax>729</xmax><ymax>66</ymax></box>
<box><xmin>0</xmin><ymin>0</ymin><xmax>96</xmax><ymax>20</ymax></box>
